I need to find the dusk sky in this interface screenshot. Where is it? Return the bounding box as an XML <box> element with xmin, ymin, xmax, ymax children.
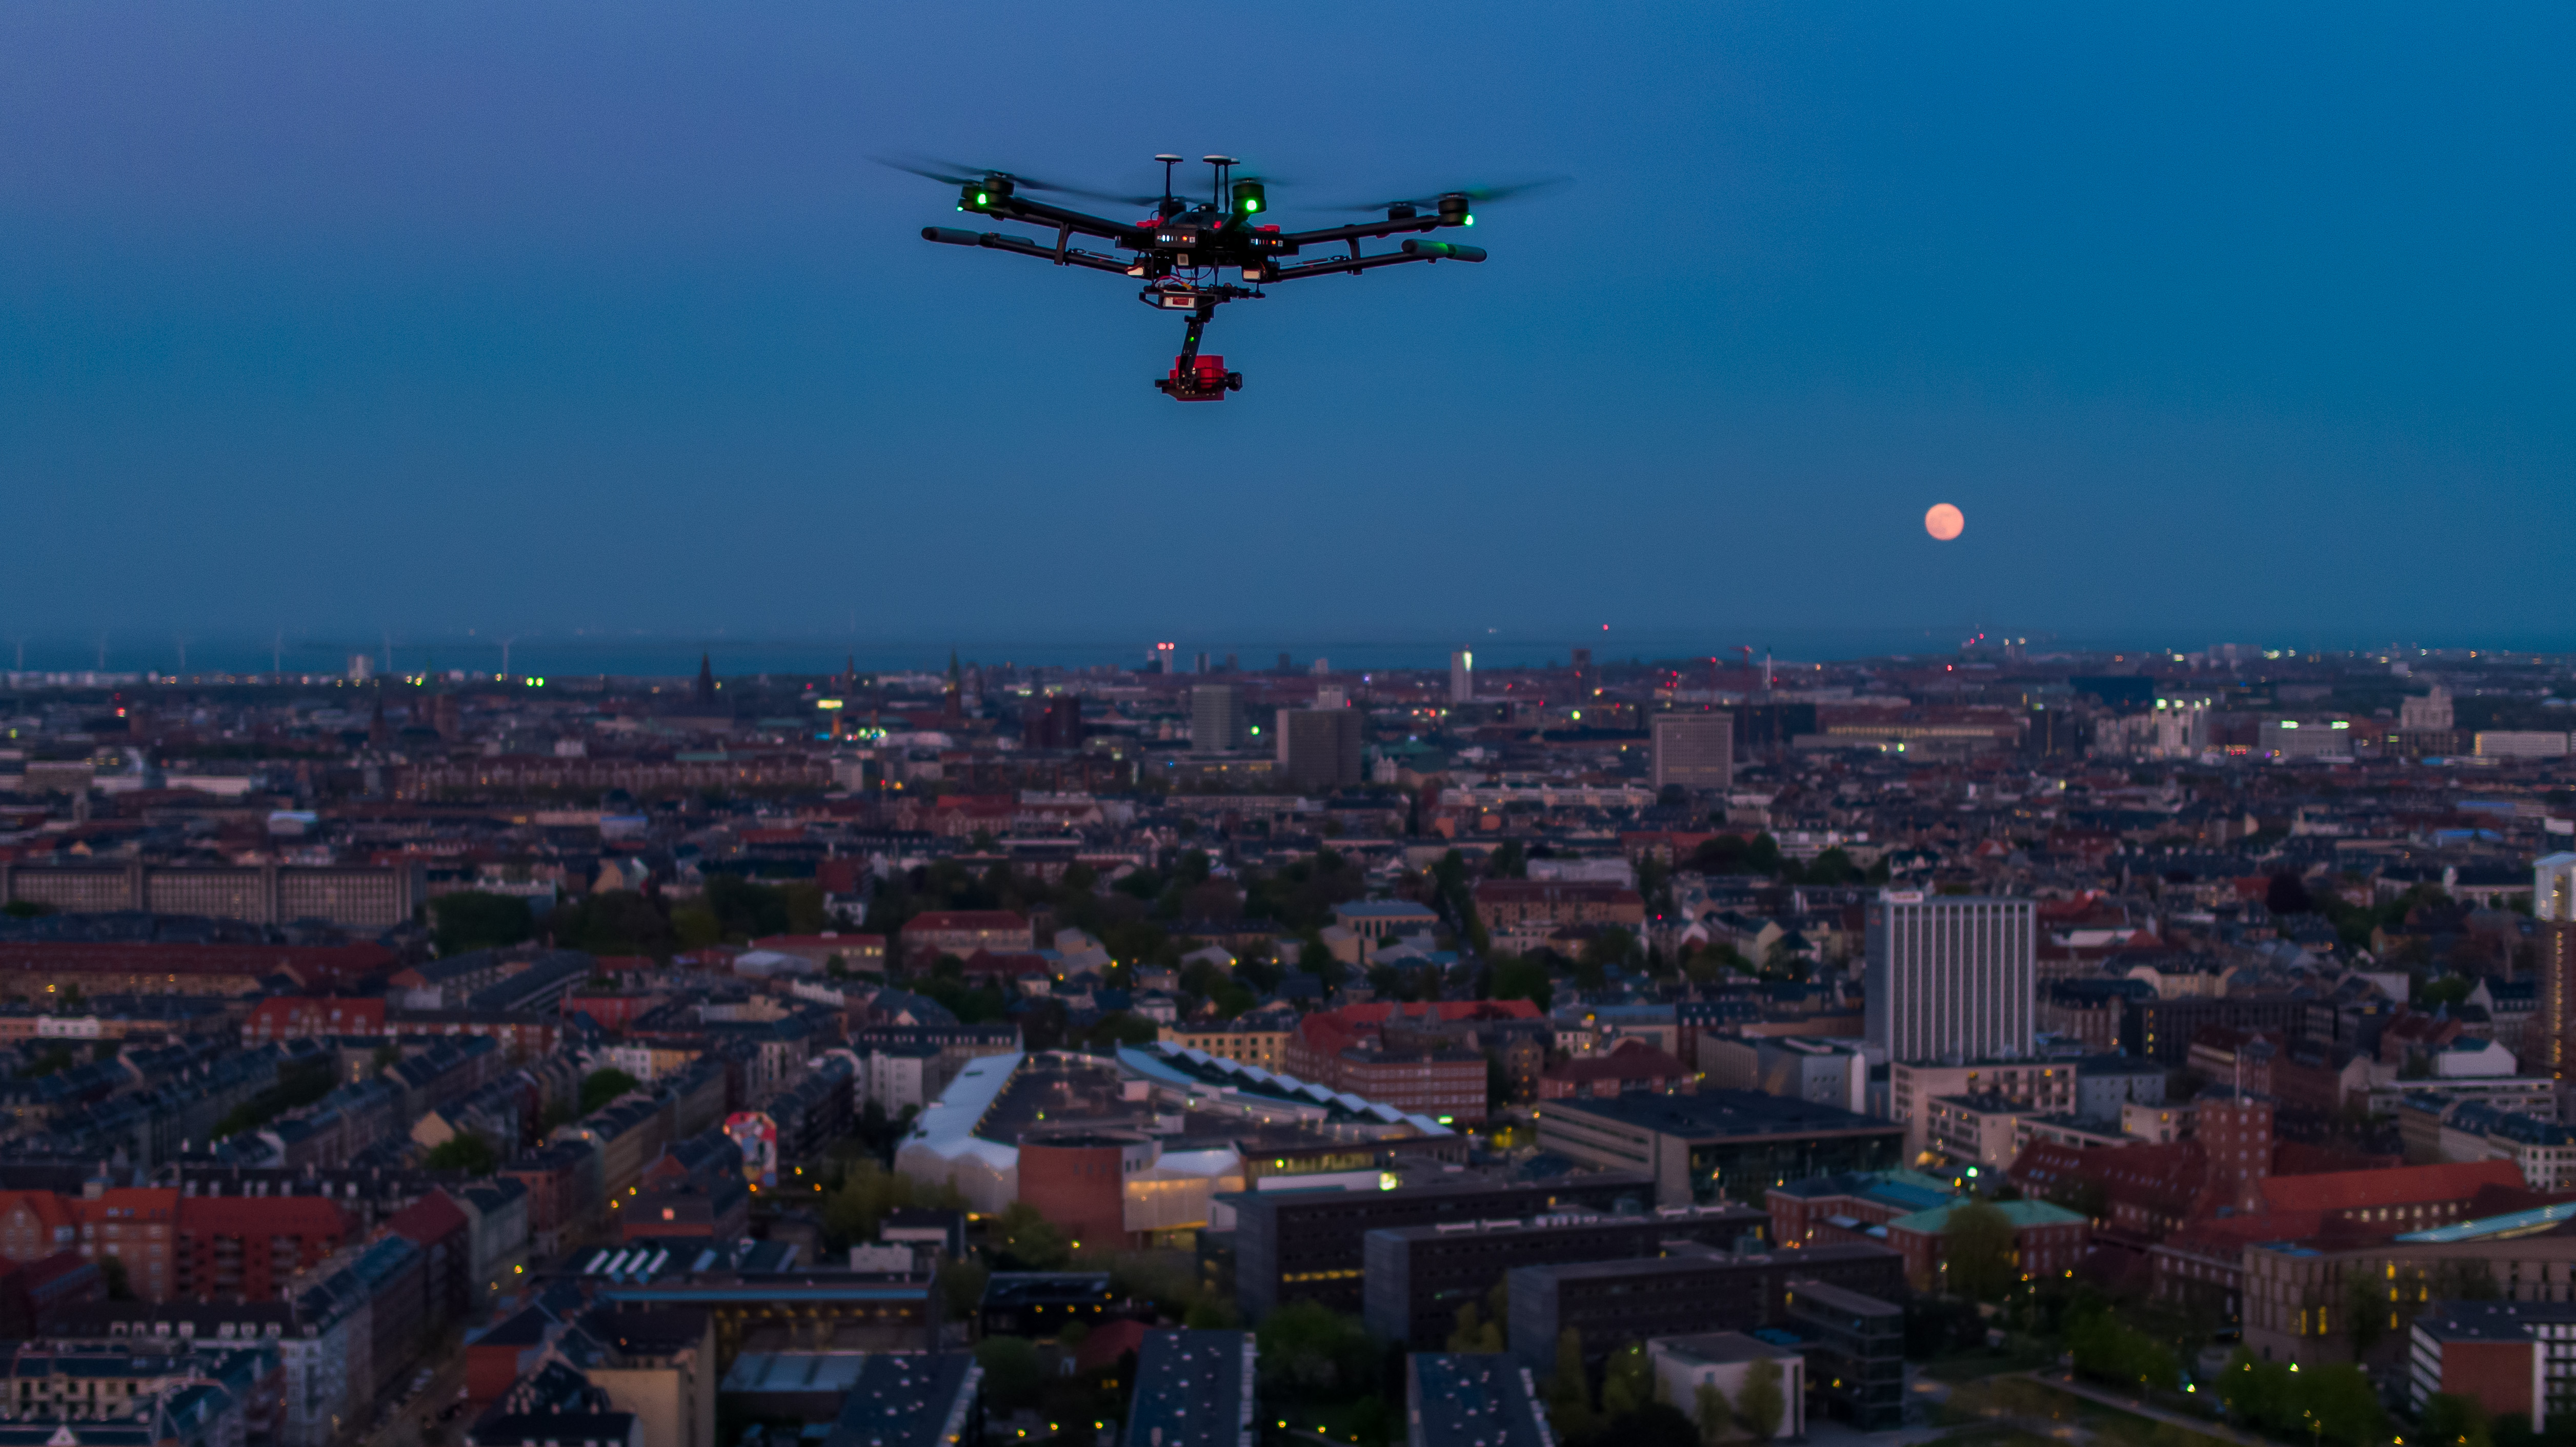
<box><xmin>0</xmin><ymin>3</ymin><xmax>2568</xmax><ymax>668</ymax></box>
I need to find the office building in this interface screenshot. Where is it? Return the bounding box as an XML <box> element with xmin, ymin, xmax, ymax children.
<box><xmin>1450</xmin><ymin>650</ymin><xmax>1474</xmax><ymax>703</ymax></box>
<box><xmin>1406</xmin><ymin>1355</ymin><xmax>1553</xmax><ymax>1447</ymax></box>
<box><xmin>1192</xmin><ymin>686</ymin><xmax>1247</xmax><ymax>753</ymax></box>
<box><xmin>1275</xmin><ymin>707</ymin><xmax>1363</xmax><ymax>791</ymax></box>
<box><xmin>1228</xmin><ymin>1172</ymin><xmax>1655</xmax><ymax>1321</ymax></box>
<box><xmin>2539</xmin><ymin>853</ymin><xmax>2576</xmax><ymax>1078</ymax></box>
<box><xmin>1361</xmin><ymin>1202</ymin><xmax>1767</xmax><ymax>1348</ymax></box>
<box><xmin>1781</xmin><ymin>1279</ymin><xmax>1905</xmax><ymax>1429</ymax></box>
<box><xmin>1649</xmin><ymin>714</ymin><xmax>1735</xmax><ymax>792</ymax></box>
<box><xmin>1863</xmin><ymin>892</ymin><xmax>2035</xmax><ymax>1063</ymax></box>
<box><xmin>1533</xmin><ymin>1091</ymin><xmax>1902</xmax><ymax>1207</ymax></box>
<box><xmin>1505</xmin><ymin>1239</ymin><xmax>1902</xmax><ymax>1369</ymax></box>
<box><xmin>1123</xmin><ymin>1330</ymin><xmax>1255</xmax><ymax>1447</ymax></box>
<box><xmin>1647</xmin><ymin>1334</ymin><xmax>1805</xmax><ymax>1442</ymax></box>
<box><xmin>2408</xmin><ymin>1299</ymin><xmax>2576</xmax><ymax>1428</ymax></box>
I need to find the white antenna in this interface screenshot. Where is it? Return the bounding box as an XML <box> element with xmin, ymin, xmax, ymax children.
<box><xmin>95</xmin><ymin>633</ymin><xmax>107</xmax><ymax>671</ymax></box>
<box><xmin>174</xmin><ymin>635</ymin><xmax>189</xmax><ymax>674</ymax></box>
<box><xmin>272</xmin><ymin>630</ymin><xmax>284</xmax><ymax>675</ymax></box>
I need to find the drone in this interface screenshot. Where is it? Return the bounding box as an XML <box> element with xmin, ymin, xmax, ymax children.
<box><xmin>886</xmin><ymin>153</ymin><xmax>1555</xmax><ymax>400</ymax></box>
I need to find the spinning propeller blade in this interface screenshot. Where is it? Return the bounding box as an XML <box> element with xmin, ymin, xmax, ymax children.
<box><xmin>1325</xmin><ymin>176</ymin><xmax>1571</xmax><ymax>213</ymax></box>
<box><xmin>873</xmin><ymin>153</ymin><xmax>1161</xmax><ymax>206</ymax></box>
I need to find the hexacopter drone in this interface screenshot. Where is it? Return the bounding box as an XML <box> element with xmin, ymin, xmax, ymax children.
<box><xmin>886</xmin><ymin>152</ymin><xmax>1556</xmax><ymax>400</ymax></box>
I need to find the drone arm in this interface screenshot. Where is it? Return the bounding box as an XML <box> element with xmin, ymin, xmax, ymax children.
<box><xmin>975</xmin><ymin>195</ymin><xmax>1151</xmax><ymax>249</ymax></box>
<box><xmin>1267</xmin><ymin>250</ymin><xmax>1441</xmax><ymax>283</ymax></box>
<box><xmin>1271</xmin><ymin>216</ymin><xmax>1445</xmax><ymax>249</ymax></box>
<box><xmin>922</xmin><ymin>228</ymin><xmax>1131</xmax><ymax>275</ymax></box>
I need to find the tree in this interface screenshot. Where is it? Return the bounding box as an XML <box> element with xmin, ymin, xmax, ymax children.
<box><xmin>1735</xmin><ymin>1358</ymin><xmax>1784</xmax><ymax>1442</ymax></box>
<box><xmin>1491</xmin><ymin>955</ymin><xmax>1553</xmax><ymax>1010</ymax></box>
<box><xmin>1448</xmin><ymin>1302</ymin><xmax>1503</xmax><ymax>1354</ymax></box>
<box><xmin>429</xmin><ymin>891</ymin><xmax>536</xmax><ymax>954</ymax></box>
<box><xmin>2267</xmin><ymin>871</ymin><xmax>2316</xmax><ymax>915</ymax></box>
<box><xmin>549</xmin><ymin>889</ymin><xmax>673</xmax><ymax>956</ymax></box>
<box><xmin>2305</xmin><ymin>1362</ymin><xmax>2388</xmax><ymax>1447</ymax></box>
<box><xmin>579</xmin><ymin>1068</ymin><xmax>643</xmax><ymax>1114</ymax></box>
<box><xmin>1693</xmin><ymin>1381</ymin><xmax>1731</xmax><ymax>1445</ymax></box>
<box><xmin>1604</xmin><ymin>1403</ymin><xmax>1700</xmax><ymax>1447</ymax></box>
<box><xmin>2423</xmin><ymin>1392</ymin><xmax>2496</xmax><ymax>1447</ymax></box>
<box><xmin>937</xmin><ymin>1258</ymin><xmax>989</xmax><ymax>1319</ymax></box>
<box><xmin>1600</xmin><ymin>1341</ymin><xmax>1653</xmax><ymax>1420</ymax></box>
<box><xmin>1941</xmin><ymin>1198</ymin><xmax>2020</xmax><ymax>1301</ymax></box>
<box><xmin>1255</xmin><ymin>1300</ymin><xmax>1375</xmax><ymax>1396</ymax></box>
<box><xmin>975</xmin><ymin>1335</ymin><xmax>1045</xmax><ymax>1410</ymax></box>
<box><xmin>991</xmin><ymin>1201</ymin><xmax>1072</xmax><ymax>1269</ymax></box>
<box><xmin>1546</xmin><ymin>1328</ymin><xmax>1597</xmax><ymax>1445</ymax></box>
<box><xmin>424</xmin><ymin>1133</ymin><xmax>499</xmax><ymax>1176</ymax></box>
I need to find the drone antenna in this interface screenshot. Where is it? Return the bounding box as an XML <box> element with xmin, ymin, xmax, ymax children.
<box><xmin>1155</xmin><ymin>154</ymin><xmax>1182</xmax><ymax>212</ymax></box>
<box><xmin>1204</xmin><ymin>154</ymin><xmax>1237</xmax><ymax>212</ymax></box>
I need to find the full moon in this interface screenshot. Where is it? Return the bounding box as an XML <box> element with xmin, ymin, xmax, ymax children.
<box><xmin>1924</xmin><ymin>503</ymin><xmax>1965</xmax><ymax>541</ymax></box>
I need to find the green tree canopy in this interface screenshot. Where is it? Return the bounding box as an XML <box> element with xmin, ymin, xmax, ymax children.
<box><xmin>1735</xmin><ymin>1357</ymin><xmax>1785</xmax><ymax>1441</ymax></box>
<box><xmin>430</xmin><ymin>891</ymin><xmax>537</xmax><ymax>954</ymax></box>
<box><xmin>1941</xmin><ymin>1199</ymin><xmax>2021</xmax><ymax>1301</ymax></box>
<box><xmin>424</xmin><ymin>1133</ymin><xmax>499</xmax><ymax>1176</ymax></box>
<box><xmin>579</xmin><ymin>1067</ymin><xmax>643</xmax><ymax>1114</ymax></box>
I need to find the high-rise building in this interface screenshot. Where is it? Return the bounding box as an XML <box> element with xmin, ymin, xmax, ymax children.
<box><xmin>1191</xmin><ymin>685</ymin><xmax>1247</xmax><ymax>753</ymax></box>
<box><xmin>1450</xmin><ymin>650</ymin><xmax>1474</xmax><ymax>703</ymax></box>
<box><xmin>1276</xmin><ymin>708</ymin><xmax>1363</xmax><ymax>790</ymax></box>
<box><xmin>2538</xmin><ymin>854</ymin><xmax>2576</xmax><ymax>1077</ymax></box>
<box><xmin>1650</xmin><ymin>714</ymin><xmax>1735</xmax><ymax>791</ymax></box>
<box><xmin>1571</xmin><ymin>647</ymin><xmax>1593</xmax><ymax>696</ymax></box>
<box><xmin>1023</xmin><ymin>696</ymin><xmax>1083</xmax><ymax>750</ymax></box>
<box><xmin>1864</xmin><ymin>892</ymin><xmax>2036</xmax><ymax>1063</ymax></box>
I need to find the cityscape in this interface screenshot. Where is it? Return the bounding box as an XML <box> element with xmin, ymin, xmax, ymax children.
<box><xmin>4</xmin><ymin>5</ymin><xmax>2569</xmax><ymax>1447</ymax></box>
<box><xmin>0</xmin><ymin>642</ymin><xmax>2571</xmax><ymax>1447</ymax></box>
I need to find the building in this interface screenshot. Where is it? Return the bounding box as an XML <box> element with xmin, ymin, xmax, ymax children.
<box><xmin>1888</xmin><ymin>1058</ymin><xmax>2077</xmax><ymax>1163</ymax></box>
<box><xmin>2539</xmin><ymin>853</ymin><xmax>2576</xmax><ymax>1079</ymax></box>
<box><xmin>1275</xmin><ymin>708</ymin><xmax>1363</xmax><ymax>791</ymax></box>
<box><xmin>1155</xmin><ymin>1023</ymin><xmax>1291</xmax><ymax>1073</ymax></box>
<box><xmin>1784</xmin><ymin>1277</ymin><xmax>1905</xmax><ymax>1428</ymax></box>
<box><xmin>1406</xmin><ymin>1354</ymin><xmax>1552</xmax><ymax>1447</ymax></box>
<box><xmin>818</xmin><ymin>1353</ymin><xmax>978</xmax><ymax>1447</ymax></box>
<box><xmin>1649</xmin><ymin>715</ymin><xmax>1734</xmax><ymax>792</ymax></box>
<box><xmin>1864</xmin><ymin>893</ymin><xmax>2035</xmax><ymax>1063</ymax></box>
<box><xmin>1229</xmin><ymin>1172</ymin><xmax>1655</xmax><ymax>1322</ymax></box>
<box><xmin>1646</xmin><ymin>1333</ymin><xmax>1804</xmax><ymax>1441</ymax></box>
<box><xmin>2408</xmin><ymin>1299</ymin><xmax>2576</xmax><ymax>1429</ymax></box>
<box><xmin>1534</xmin><ymin>1092</ymin><xmax>1904</xmax><ymax>1207</ymax></box>
<box><xmin>1192</xmin><ymin>687</ymin><xmax>1249</xmax><ymax>755</ymax></box>
<box><xmin>1698</xmin><ymin>1036</ymin><xmax>1866</xmax><ymax>1114</ymax></box>
<box><xmin>1505</xmin><ymin>1239</ymin><xmax>1902</xmax><ymax>1370</ymax></box>
<box><xmin>0</xmin><ymin>862</ymin><xmax>425</xmax><ymax>931</ymax></box>
<box><xmin>897</xmin><ymin>911</ymin><xmax>1033</xmax><ymax>965</ymax></box>
<box><xmin>1122</xmin><ymin>1330</ymin><xmax>1254</xmax><ymax>1447</ymax></box>
<box><xmin>1361</xmin><ymin>1203</ymin><xmax>1767</xmax><ymax>1348</ymax></box>
<box><xmin>1448</xmin><ymin>652</ymin><xmax>1474</xmax><ymax>705</ymax></box>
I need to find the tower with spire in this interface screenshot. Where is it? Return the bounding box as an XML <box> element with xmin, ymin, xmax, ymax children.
<box><xmin>942</xmin><ymin>649</ymin><xmax>964</xmax><ymax>724</ymax></box>
<box><xmin>694</xmin><ymin>653</ymin><xmax>718</xmax><ymax>708</ymax></box>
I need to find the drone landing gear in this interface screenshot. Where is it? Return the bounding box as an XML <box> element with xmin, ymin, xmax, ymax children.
<box><xmin>1153</xmin><ymin>310</ymin><xmax>1242</xmax><ymax>401</ymax></box>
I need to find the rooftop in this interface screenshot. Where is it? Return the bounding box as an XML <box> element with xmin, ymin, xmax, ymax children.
<box><xmin>1539</xmin><ymin>1089</ymin><xmax>1899</xmax><ymax>1140</ymax></box>
<box><xmin>1408</xmin><ymin>1354</ymin><xmax>1554</xmax><ymax>1447</ymax></box>
<box><xmin>1122</xmin><ymin>1330</ymin><xmax>1254</xmax><ymax>1447</ymax></box>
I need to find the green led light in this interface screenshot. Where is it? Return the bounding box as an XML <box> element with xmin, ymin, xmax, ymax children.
<box><xmin>1242</xmin><ymin>198</ymin><xmax>1261</xmax><ymax>213</ymax></box>
<box><xmin>1463</xmin><ymin>214</ymin><xmax>1476</xmax><ymax>226</ymax></box>
<box><xmin>974</xmin><ymin>192</ymin><xmax>990</xmax><ymax>206</ymax></box>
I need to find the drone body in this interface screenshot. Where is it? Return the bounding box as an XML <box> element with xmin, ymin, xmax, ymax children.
<box><xmin>892</xmin><ymin>154</ymin><xmax>1529</xmax><ymax>400</ymax></box>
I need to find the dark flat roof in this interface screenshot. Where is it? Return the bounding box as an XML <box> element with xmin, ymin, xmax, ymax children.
<box><xmin>1123</xmin><ymin>1330</ymin><xmax>1253</xmax><ymax>1447</ymax></box>
<box><xmin>1410</xmin><ymin>1354</ymin><xmax>1552</xmax><ymax>1447</ymax></box>
<box><xmin>1541</xmin><ymin>1089</ymin><xmax>1897</xmax><ymax>1140</ymax></box>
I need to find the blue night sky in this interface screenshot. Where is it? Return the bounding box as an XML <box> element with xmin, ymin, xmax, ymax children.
<box><xmin>0</xmin><ymin>3</ymin><xmax>2569</xmax><ymax>670</ymax></box>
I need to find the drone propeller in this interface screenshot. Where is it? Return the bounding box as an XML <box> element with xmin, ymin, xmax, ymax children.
<box><xmin>872</xmin><ymin>153</ymin><xmax>1161</xmax><ymax>206</ymax></box>
<box><xmin>1326</xmin><ymin>176</ymin><xmax>1572</xmax><ymax>213</ymax></box>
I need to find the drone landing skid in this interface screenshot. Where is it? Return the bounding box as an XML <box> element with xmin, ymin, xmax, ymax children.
<box><xmin>1157</xmin><ymin>354</ymin><xmax>1241</xmax><ymax>401</ymax></box>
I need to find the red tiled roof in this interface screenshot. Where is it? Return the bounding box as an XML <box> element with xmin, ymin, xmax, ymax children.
<box><xmin>2257</xmin><ymin>1160</ymin><xmax>2522</xmax><ymax>1215</ymax></box>
<box><xmin>1544</xmin><ymin>1040</ymin><xmax>1687</xmax><ymax>1084</ymax></box>
<box><xmin>174</xmin><ymin>1195</ymin><xmax>347</xmax><ymax>1238</ymax></box>
<box><xmin>0</xmin><ymin>941</ymin><xmax>393</xmax><ymax>988</ymax></box>
<box><xmin>388</xmin><ymin>1190</ymin><xmax>469</xmax><ymax>1245</ymax></box>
